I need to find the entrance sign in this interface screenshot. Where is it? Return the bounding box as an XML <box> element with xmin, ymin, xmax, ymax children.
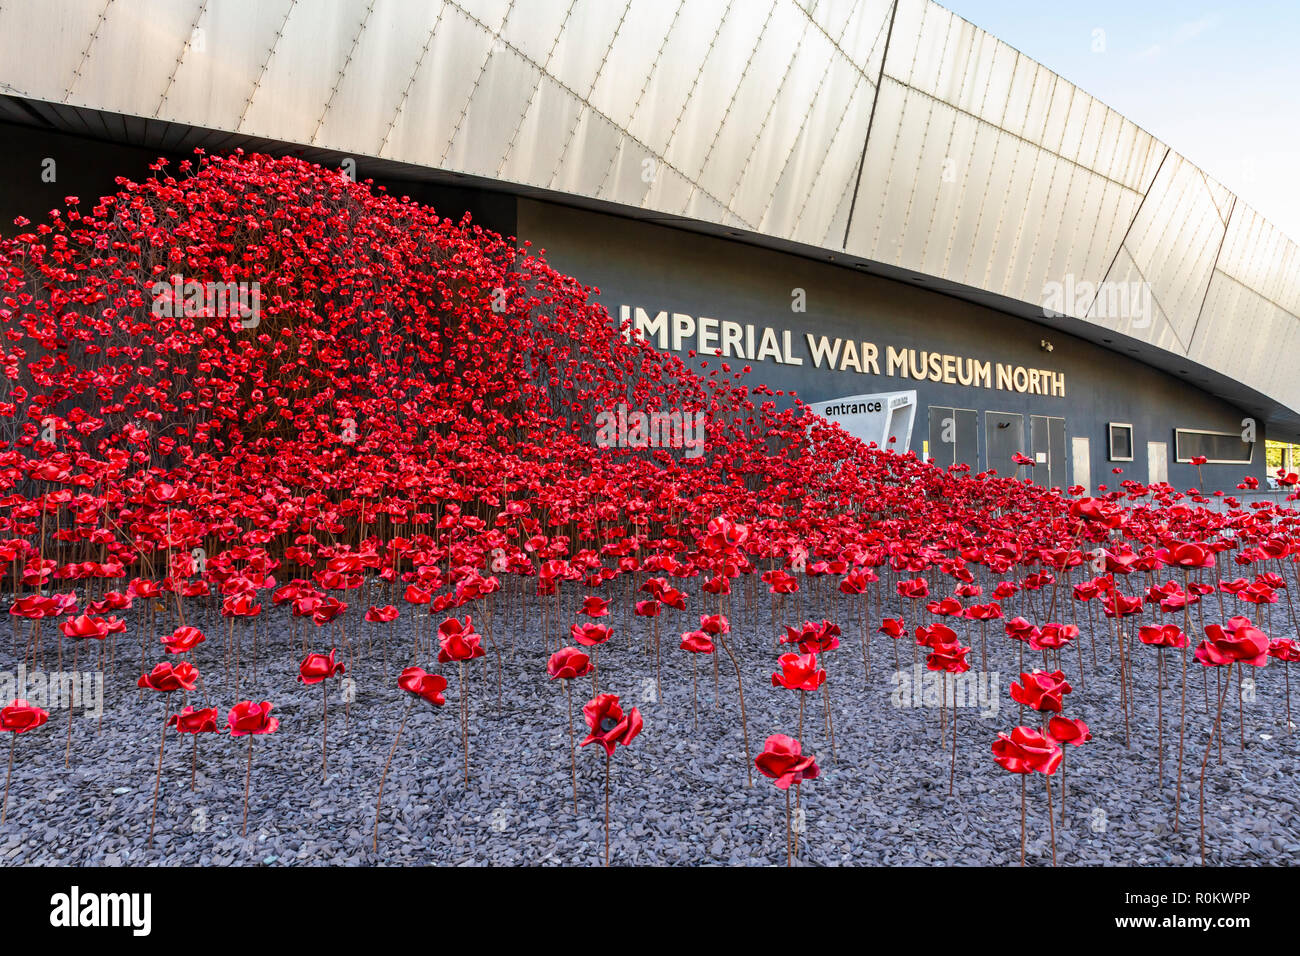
<box><xmin>808</xmin><ymin>391</ymin><xmax>917</xmax><ymax>451</ymax></box>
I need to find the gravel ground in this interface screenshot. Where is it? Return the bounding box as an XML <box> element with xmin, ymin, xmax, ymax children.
<box><xmin>0</xmin><ymin>583</ymin><xmax>1297</xmax><ymax>866</ymax></box>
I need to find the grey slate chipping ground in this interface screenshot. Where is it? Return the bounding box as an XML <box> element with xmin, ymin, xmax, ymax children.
<box><xmin>0</xmin><ymin>583</ymin><xmax>1296</xmax><ymax>866</ymax></box>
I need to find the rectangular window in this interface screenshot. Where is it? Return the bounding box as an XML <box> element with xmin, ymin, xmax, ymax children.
<box><xmin>1174</xmin><ymin>428</ymin><xmax>1253</xmax><ymax>464</ymax></box>
<box><xmin>1108</xmin><ymin>422</ymin><xmax>1133</xmax><ymax>462</ymax></box>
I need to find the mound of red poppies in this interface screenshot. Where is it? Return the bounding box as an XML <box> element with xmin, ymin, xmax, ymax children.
<box><xmin>0</xmin><ymin>149</ymin><xmax>1082</xmax><ymax>580</ymax></box>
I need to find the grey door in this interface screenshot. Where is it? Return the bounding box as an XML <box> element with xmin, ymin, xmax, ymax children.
<box><xmin>1072</xmin><ymin>436</ymin><xmax>1091</xmax><ymax>495</ymax></box>
<box><xmin>985</xmin><ymin>411</ymin><xmax>1024</xmax><ymax>477</ymax></box>
<box><xmin>929</xmin><ymin>406</ymin><xmax>979</xmax><ymax>469</ymax></box>
<box><xmin>1030</xmin><ymin>415</ymin><xmax>1067</xmax><ymax>488</ymax></box>
<box><xmin>1147</xmin><ymin>441</ymin><xmax>1168</xmax><ymax>485</ymax></box>
<box><xmin>1049</xmin><ymin>417</ymin><xmax>1067</xmax><ymax>489</ymax></box>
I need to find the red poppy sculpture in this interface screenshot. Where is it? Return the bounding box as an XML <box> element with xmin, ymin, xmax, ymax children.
<box><xmin>581</xmin><ymin>693</ymin><xmax>643</xmax><ymax>866</ymax></box>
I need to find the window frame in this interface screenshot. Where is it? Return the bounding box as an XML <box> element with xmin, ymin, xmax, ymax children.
<box><xmin>1173</xmin><ymin>427</ymin><xmax>1254</xmax><ymax>465</ymax></box>
<box><xmin>1107</xmin><ymin>422</ymin><xmax>1134</xmax><ymax>462</ymax></box>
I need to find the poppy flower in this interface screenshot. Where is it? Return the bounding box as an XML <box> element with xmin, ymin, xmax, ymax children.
<box><xmin>633</xmin><ymin>599</ymin><xmax>662</xmax><ymax>617</ymax></box>
<box><xmin>167</xmin><ymin>706</ymin><xmax>220</xmax><ymax>734</ymax></box>
<box><xmin>398</xmin><ymin>666</ymin><xmax>448</xmax><ymax>706</ymax></box>
<box><xmin>755</xmin><ymin>734</ymin><xmax>820</xmax><ymax>789</ymax></box>
<box><xmin>1047</xmin><ymin>716</ymin><xmax>1091</xmax><ymax>746</ymax></box>
<box><xmin>137</xmin><ymin>661</ymin><xmax>200</xmax><ymax>693</ymax></box>
<box><xmin>878</xmin><ymin>618</ymin><xmax>906</xmax><ymax>638</ymax></box>
<box><xmin>437</xmin><ymin>616</ymin><xmax>485</xmax><ymax>662</ymax></box>
<box><xmin>927</xmin><ymin>597</ymin><xmax>963</xmax><ymax>616</ymax></box>
<box><xmin>1138</xmin><ymin>624</ymin><xmax>1188</xmax><ymax>649</ymax></box>
<box><xmin>771</xmin><ymin>652</ymin><xmax>826</xmax><ymax>692</ymax></box>
<box><xmin>299</xmin><ymin>648</ymin><xmax>345</xmax><ymax>684</ymax></box>
<box><xmin>927</xmin><ymin>642</ymin><xmax>971</xmax><ymax>673</ymax></box>
<box><xmin>992</xmin><ymin>726</ymin><xmax>1063</xmax><ymax>775</ymax></box>
<box><xmin>547</xmin><ymin>647</ymin><xmax>593</xmax><ymax>680</ymax></box>
<box><xmin>1196</xmin><ymin>619</ymin><xmax>1269</xmax><ymax>667</ymax></box>
<box><xmin>227</xmin><ymin>701</ymin><xmax>280</xmax><ymax>736</ymax></box>
<box><xmin>365</xmin><ymin>605</ymin><xmax>399</xmax><ymax>622</ymax></box>
<box><xmin>1</xmin><ymin>700</ymin><xmax>49</xmax><ymax>825</ymax></box>
<box><xmin>0</xmin><ymin>700</ymin><xmax>49</xmax><ymax>734</ymax></box>
<box><xmin>1032</xmin><ymin>623</ymin><xmax>1078</xmax><ymax>651</ymax></box>
<box><xmin>1155</xmin><ymin>542</ymin><xmax>1215</xmax><ymax>569</ymax></box>
<box><xmin>896</xmin><ymin>577</ymin><xmax>929</xmax><ymax>599</ymax></box>
<box><xmin>783</xmin><ymin>620</ymin><xmax>840</xmax><ymax>653</ymax></box>
<box><xmin>580</xmin><ymin>693</ymin><xmax>643</xmax><ymax>756</ymax></box>
<box><xmin>680</xmin><ymin>630</ymin><xmax>715</xmax><ymax>654</ymax></box>
<box><xmin>570</xmin><ymin>622</ymin><xmax>612</xmax><ymax>647</ymax></box>
<box><xmin>59</xmin><ymin>613</ymin><xmax>109</xmax><ymax>640</ymax></box>
<box><xmin>1269</xmin><ymin>638</ymin><xmax>1300</xmax><ymax>663</ymax></box>
<box><xmin>699</xmin><ymin>613</ymin><xmax>730</xmax><ymax>635</ymax></box>
<box><xmin>1009</xmin><ymin>670</ymin><xmax>1072</xmax><ymax>712</ymax></box>
<box><xmin>162</xmin><ymin>625</ymin><xmax>206</xmax><ymax>654</ymax></box>
<box><xmin>1004</xmin><ymin>617</ymin><xmax>1038</xmax><ymax>644</ymax></box>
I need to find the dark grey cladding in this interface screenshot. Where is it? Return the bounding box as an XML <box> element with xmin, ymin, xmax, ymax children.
<box><xmin>518</xmin><ymin>198</ymin><xmax>1266</xmax><ymax>495</ymax></box>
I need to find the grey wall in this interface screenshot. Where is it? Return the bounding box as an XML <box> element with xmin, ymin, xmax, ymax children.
<box><xmin>0</xmin><ymin>122</ymin><xmax>517</xmax><ymax>240</ymax></box>
<box><xmin>518</xmin><ymin>198</ymin><xmax>1266</xmax><ymax>494</ymax></box>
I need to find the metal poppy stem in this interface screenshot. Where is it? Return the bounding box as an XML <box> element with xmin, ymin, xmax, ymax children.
<box><xmin>1285</xmin><ymin>660</ymin><xmax>1292</xmax><ymax>733</ymax></box>
<box><xmin>242</xmin><ymin>736</ymin><xmax>253</xmax><ymax>837</ymax></box>
<box><xmin>948</xmin><ymin>675</ymin><xmax>957</xmax><ymax>796</ymax></box>
<box><xmin>1200</xmin><ymin>667</ymin><xmax>1233</xmax><ymax>865</ymax></box>
<box><xmin>372</xmin><ymin>697</ymin><xmax>413</xmax><ymax>853</ymax></box>
<box><xmin>1020</xmin><ymin>773</ymin><xmax>1026</xmax><ymax>867</ymax></box>
<box><xmin>191</xmin><ymin>734</ymin><xmax>198</xmax><ymax>791</ymax></box>
<box><xmin>322</xmin><ymin>681</ymin><xmax>329</xmax><ymax>781</ymax></box>
<box><xmin>1236</xmin><ymin>663</ymin><xmax>1245</xmax><ymax>752</ymax></box>
<box><xmin>785</xmin><ymin>787</ymin><xmax>791</xmax><ymax>866</ymax></box>
<box><xmin>604</xmin><ymin>751</ymin><xmax>611</xmax><ymax>867</ymax></box>
<box><xmin>565</xmin><ymin>680</ymin><xmax>577</xmax><ymax>813</ymax></box>
<box><xmin>459</xmin><ymin>660</ymin><xmax>469</xmax><ymax>784</ymax></box>
<box><xmin>1176</xmin><ymin>634</ymin><xmax>1188</xmax><ymax>831</ymax></box>
<box><xmin>718</xmin><ymin>632</ymin><xmax>752</xmax><ymax>785</ymax></box>
<box><xmin>147</xmin><ymin>695</ymin><xmax>170</xmax><ymax>848</ymax></box>
<box><xmin>691</xmin><ymin>655</ymin><xmax>698</xmax><ymax>731</ymax></box>
<box><xmin>1</xmin><ymin>734</ymin><xmax>14</xmax><ymax>825</ymax></box>
<box><xmin>1044</xmin><ymin>770</ymin><xmax>1057</xmax><ymax>866</ymax></box>
<box><xmin>1059</xmin><ymin>750</ymin><xmax>1067</xmax><ymax>827</ymax></box>
<box><xmin>1156</xmin><ymin>647</ymin><xmax>1164</xmax><ymax>785</ymax></box>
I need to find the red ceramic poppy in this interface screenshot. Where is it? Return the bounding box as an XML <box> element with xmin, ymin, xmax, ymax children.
<box><xmin>1047</xmin><ymin>716</ymin><xmax>1091</xmax><ymax>746</ymax></box>
<box><xmin>755</xmin><ymin>734</ymin><xmax>820</xmax><ymax>789</ymax></box>
<box><xmin>227</xmin><ymin>701</ymin><xmax>280</xmax><ymax>736</ymax></box>
<box><xmin>0</xmin><ymin>700</ymin><xmax>49</xmax><ymax>734</ymax></box>
<box><xmin>546</xmin><ymin>647</ymin><xmax>593</xmax><ymax>680</ymax></box>
<box><xmin>437</xmin><ymin>616</ymin><xmax>485</xmax><ymax>662</ymax></box>
<box><xmin>167</xmin><ymin>706</ymin><xmax>221</xmax><ymax>734</ymax></box>
<box><xmin>398</xmin><ymin>667</ymin><xmax>448</xmax><ymax>706</ymax></box>
<box><xmin>1196</xmin><ymin>618</ymin><xmax>1269</xmax><ymax>667</ymax></box>
<box><xmin>137</xmin><ymin>661</ymin><xmax>200</xmax><ymax>693</ymax></box>
<box><xmin>1009</xmin><ymin>670</ymin><xmax>1072</xmax><ymax>712</ymax></box>
<box><xmin>570</xmin><ymin>622</ymin><xmax>612</xmax><ymax>647</ymax></box>
<box><xmin>680</xmin><ymin>630</ymin><xmax>715</xmax><ymax>654</ymax></box>
<box><xmin>580</xmin><ymin>693</ymin><xmax>643</xmax><ymax>756</ymax></box>
<box><xmin>161</xmin><ymin>625</ymin><xmax>206</xmax><ymax>654</ymax></box>
<box><xmin>299</xmin><ymin>648</ymin><xmax>346</xmax><ymax>684</ymax></box>
<box><xmin>771</xmin><ymin>652</ymin><xmax>826</xmax><ymax>691</ymax></box>
<box><xmin>992</xmin><ymin>726</ymin><xmax>1063</xmax><ymax>774</ymax></box>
